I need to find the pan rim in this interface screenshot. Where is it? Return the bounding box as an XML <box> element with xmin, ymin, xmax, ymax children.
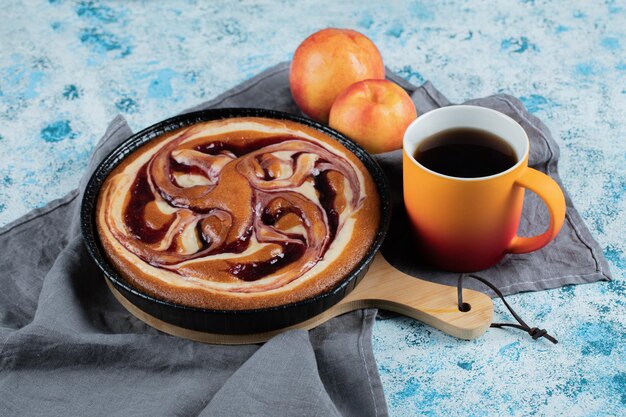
<box><xmin>80</xmin><ymin>108</ymin><xmax>391</xmax><ymax>319</ymax></box>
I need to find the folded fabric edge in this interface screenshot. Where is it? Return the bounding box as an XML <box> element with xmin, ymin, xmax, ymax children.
<box><xmin>0</xmin><ymin>189</ymin><xmax>79</xmax><ymax>236</ymax></box>
<box><xmin>358</xmin><ymin>308</ymin><xmax>389</xmax><ymax>417</ymax></box>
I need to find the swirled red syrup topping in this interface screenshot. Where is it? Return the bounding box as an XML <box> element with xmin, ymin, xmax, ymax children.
<box><xmin>104</xmin><ymin>123</ymin><xmax>367</xmax><ymax>288</ymax></box>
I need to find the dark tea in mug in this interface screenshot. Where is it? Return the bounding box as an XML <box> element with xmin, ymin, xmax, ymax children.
<box><xmin>413</xmin><ymin>128</ymin><xmax>518</xmax><ymax>178</ymax></box>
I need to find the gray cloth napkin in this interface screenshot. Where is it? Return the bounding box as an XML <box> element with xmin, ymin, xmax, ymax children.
<box><xmin>0</xmin><ymin>62</ymin><xmax>611</xmax><ymax>417</ymax></box>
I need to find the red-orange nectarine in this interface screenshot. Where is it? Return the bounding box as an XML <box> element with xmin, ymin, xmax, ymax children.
<box><xmin>329</xmin><ymin>79</ymin><xmax>417</xmax><ymax>154</ymax></box>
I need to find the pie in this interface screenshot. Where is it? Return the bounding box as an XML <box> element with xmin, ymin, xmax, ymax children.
<box><xmin>96</xmin><ymin>117</ymin><xmax>380</xmax><ymax>310</ymax></box>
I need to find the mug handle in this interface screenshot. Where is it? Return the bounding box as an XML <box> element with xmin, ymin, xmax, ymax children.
<box><xmin>507</xmin><ymin>167</ymin><xmax>566</xmax><ymax>254</ymax></box>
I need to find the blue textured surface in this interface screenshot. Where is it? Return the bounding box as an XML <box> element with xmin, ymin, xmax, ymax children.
<box><xmin>1</xmin><ymin>1</ymin><xmax>624</xmax><ymax>416</ymax></box>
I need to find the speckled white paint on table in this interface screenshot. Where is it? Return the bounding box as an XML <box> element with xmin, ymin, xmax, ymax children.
<box><xmin>1</xmin><ymin>1</ymin><xmax>624</xmax><ymax>416</ymax></box>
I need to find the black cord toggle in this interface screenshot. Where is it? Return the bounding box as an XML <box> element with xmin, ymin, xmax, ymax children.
<box><xmin>529</xmin><ymin>328</ymin><xmax>548</xmax><ymax>340</ymax></box>
<box><xmin>457</xmin><ymin>273</ymin><xmax>558</xmax><ymax>344</ymax></box>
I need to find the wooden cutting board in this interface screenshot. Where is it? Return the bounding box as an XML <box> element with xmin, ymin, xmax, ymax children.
<box><xmin>107</xmin><ymin>252</ymin><xmax>494</xmax><ymax>344</ymax></box>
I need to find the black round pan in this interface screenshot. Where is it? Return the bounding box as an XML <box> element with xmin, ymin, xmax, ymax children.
<box><xmin>81</xmin><ymin>108</ymin><xmax>391</xmax><ymax>335</ymax></box>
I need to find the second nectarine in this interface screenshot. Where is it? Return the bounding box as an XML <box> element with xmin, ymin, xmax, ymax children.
<box><xmin>329</xmin><ymin>79</ymin><xmax>417</xmax><ymax>154</ymax></box>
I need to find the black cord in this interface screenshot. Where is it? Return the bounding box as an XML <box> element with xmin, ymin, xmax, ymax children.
<box><xmin>458</xmin><ymin>273</ymin><xmax>558</xmax><ymax>344</ymax></box>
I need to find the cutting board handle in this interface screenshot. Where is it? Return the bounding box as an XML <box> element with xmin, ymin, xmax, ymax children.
<box><xmin>339</xmin><ymin>253</ymin><xmax>494</xmax><ymax>340</ymax></box>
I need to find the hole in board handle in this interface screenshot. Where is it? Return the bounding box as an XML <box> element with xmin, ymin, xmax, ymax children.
<box><xmin>459</xmin><ymin>302</ymin><xmax>472</xmax><ymax>312</ymax></box>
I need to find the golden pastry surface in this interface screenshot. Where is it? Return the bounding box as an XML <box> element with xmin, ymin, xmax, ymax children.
<box><xmin>96</xmin><ymin>117</ymin><xmax>380</xmax><ymax>309</ymax></box>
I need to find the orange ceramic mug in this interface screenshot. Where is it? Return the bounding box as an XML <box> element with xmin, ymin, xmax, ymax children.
<box><xmin>403</xmin><ymin>105</ymin><xmax>566</xmax><ymax>272</ymax></box>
